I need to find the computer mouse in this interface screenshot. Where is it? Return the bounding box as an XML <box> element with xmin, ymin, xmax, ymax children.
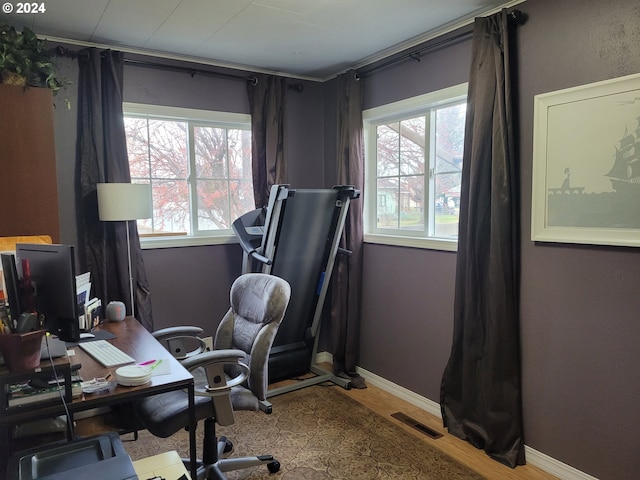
<box><xmin>79</xmin><ymin>332</ymin><xmax>95</xmax><ymax>339</ymax></box>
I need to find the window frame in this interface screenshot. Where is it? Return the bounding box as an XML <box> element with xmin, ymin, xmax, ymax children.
<box><xmin>123</xmin><ymin>102</ymin><xmax>253</xmax><ymax>249</ymax></box>
<box><xmin>363</xmin><ymin>83</ymin><xmax>468</xmax><ymax>252</ymax></box>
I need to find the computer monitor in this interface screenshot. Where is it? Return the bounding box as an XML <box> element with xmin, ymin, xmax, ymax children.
<box><xmin>15</xmin><ymin>243</ymin><xmax>81</xmax><ymax>342</ymax></box>
<box><xmin>1</xmin><ymin>253</ymin><xmax>22</xmax><ymax>325</ymax></box>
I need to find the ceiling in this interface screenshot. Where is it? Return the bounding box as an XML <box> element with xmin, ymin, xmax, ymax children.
<box><xmin>4</xmin><ymin>0</ymin><xmax>515</xmax><ymax>80</ymax></box>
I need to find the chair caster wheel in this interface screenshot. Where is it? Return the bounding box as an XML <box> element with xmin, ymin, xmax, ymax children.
<box><xmin>267</xmin><ymin>460</ymin><xmax>280</xmax><ymax>473</ymax></box>
<box><xmin>224</xmin><ymin>439</ymin><xmax>233</xmax><ymax>453</ymax></box>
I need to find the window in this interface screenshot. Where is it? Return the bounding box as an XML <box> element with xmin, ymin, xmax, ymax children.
<box><xmin>123</xmin><ymin>103</ymin><xmax>254</xmax><ymax>248</ymax></box>
<box><xmin>363</xmin><ymin>84</ymin><xmax>467</xmax><ymax>251</ymax></box>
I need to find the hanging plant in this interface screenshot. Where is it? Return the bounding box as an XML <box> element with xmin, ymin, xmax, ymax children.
<box><xmin>0</xmin><ymin>24</ymin><xmax>69</xmax><ymax>94</ymax></box>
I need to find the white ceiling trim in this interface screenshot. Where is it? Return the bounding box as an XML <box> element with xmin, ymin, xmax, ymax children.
<box><xmin>346</xmin><ymin>0</ymin><xmax>526</xmax><ymax>76</ymax></box>
<box><xmin>43</xmin><ymin>0</ymin><xmax>526</xmax><ymax>82</ymax></box>
<box><xmin>43</xmin><ymin>33</ymin><xmax>323</xmax><ymax>82</ymax></box>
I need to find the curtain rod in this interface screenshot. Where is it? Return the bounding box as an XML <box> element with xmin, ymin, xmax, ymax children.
<box><xmin>55</xmin><ymin>46</ymin><xmax>304</xmax><ymax>91</ymax></box>
<box><xmin>356</xmin><ymin>9</ymin><xmax>526</xmax><ymax>79</ymax></box>
<box><xmin>123</xmin><ymin>59</ymin><xmax>304</xmax><ymax>92</ymax></box>
<box><xmin>122</xmin><ymin>58</ymin><xmax>260</xmax><ymax>85</ymax></box>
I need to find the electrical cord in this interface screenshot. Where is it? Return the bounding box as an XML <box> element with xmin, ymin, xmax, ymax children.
<box><xmin>44</xmin><ymin>332</ymin><xmax>75</xmax><ymax>438</ymax></box>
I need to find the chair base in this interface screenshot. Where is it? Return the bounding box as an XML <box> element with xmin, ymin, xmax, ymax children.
<box><xmin>183</xmin><ymin>422</ymin><xmax>280</xmax><ymax>480</ymax></box>
<box><xmin>184</xmin><ymin>454</ymin><xmax>280</xmax><ymax>480</ymax></box>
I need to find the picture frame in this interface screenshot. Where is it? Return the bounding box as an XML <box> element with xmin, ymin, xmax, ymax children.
<box><xmin>531</xmin><ymin>72</ymin><xmax>640</xmax><ymax>247</ymax></box>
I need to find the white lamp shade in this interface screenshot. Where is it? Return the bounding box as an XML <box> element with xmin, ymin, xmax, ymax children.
<box><xmin>97</xmin><ymin>183</ymin><xmax>152</xmax><ymax>221</ymax></box>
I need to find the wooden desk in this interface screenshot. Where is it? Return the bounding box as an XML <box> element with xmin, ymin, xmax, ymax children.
<box><xmin>0</xmin><ymin>317</ymin><xmax>197</xmax><ymax>479</ymax></box>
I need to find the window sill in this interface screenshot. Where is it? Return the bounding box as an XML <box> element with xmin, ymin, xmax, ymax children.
<box><xmin>140</xmin><ymin>234</ymin><xmax>238</xmax><ymax>249</ymax></box>
<box><xmin>141</xmin><ymin>233</ymin><xmax>457</xmax><ymax>251</ymax></box>
<box><xmin>364</xmin><ymin>233</ymin><xmax>457</xmax><ymax>252</ymax></box>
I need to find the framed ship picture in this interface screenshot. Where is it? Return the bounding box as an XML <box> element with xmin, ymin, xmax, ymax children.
<box><xmin>531</xmin><ymin>72</ymin><xmax>640</xmax><ymax>247</ymax></box>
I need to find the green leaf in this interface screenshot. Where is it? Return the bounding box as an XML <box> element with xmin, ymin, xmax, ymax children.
<box><xmin>0</xmin><ymin>24</ymin><xmax>69</xmax><ymax>98</ymax></box>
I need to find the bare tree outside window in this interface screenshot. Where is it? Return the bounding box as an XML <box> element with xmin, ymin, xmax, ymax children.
<box><xmin>364</xmin><ymin>84</ymin><xmax>467</xmax><ymax>249</ymax></box>
<box><xmin>194</xmin><ymin>126</ymin><xmax>254</xmax><ymax>231</ymax></box>
<box><xmin>434</xmin><ymin>102</ymin><xmax>465</xmax><ymax>237</ymax></box>
<box><xmin>124</xmin><ymin>106</ymin><xmax>254</xmax><ymax>240</ymax></box>
<box><xmin>372</xmin><ymin>102</ymin><xmax>465</xmax><ymax>237</ymax></box>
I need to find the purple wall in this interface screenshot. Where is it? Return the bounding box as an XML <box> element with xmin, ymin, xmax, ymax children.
<box><xmin>517</xmin><ymin>2</ymin><xmax>640</xmax><ymax>476</ymax></box>
<box><xmin>287</xmin><ymin>80</ymin><xmax>327</xmax><ymax>188</ymax></box>
<box><xmin>48</xmin><ymin>1</ymin><xmax>640</xmax><ymax>476</ymax></box>
<box><xmin>142</xmin><ymin>244</ymin><xmax>242</xmax><ymax>335</ymax></box>
<box><xmin>360</xmin><ymin>245</ymin><xmax>457</xmax><ymax>391</ymax></box>
<box><xmin>123</xmin><ymin>59</ymin><xmax>250</xmax><ymax>113</ymax></box>
<box><xmin>121</xmin><ymin>62</ymin><xmax>327</xmax><ymax>334</ymax></box>
<box><xmin>120</xmin><ymin>63</ymin><xmax>248</xmax><ymax>335</ymax></box>
<box><xmin>358</xmin><ymin>1</ymin><xmax>640</xmax><ymax>478</ymax></box>
<box><xmin>51</xmin><ymin>54</ymin><xmax>326</xmax><ymax>336</ymax></box>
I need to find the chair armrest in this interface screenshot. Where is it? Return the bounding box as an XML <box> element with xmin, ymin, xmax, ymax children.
<box><xmin>181</xmin><ymin>348</ymin><xmax>243</xmax><ymax>370</ymax></box>
<box><xmin>152</xmin><ymin>326</ymin><xmax>204</xmax><ymax>340</ymax></box>
<box><xmin>152</xmin><ymin>326</ymin><xmax>206</xmax><ymax>360</ymax></box>
<box><xmin>182</xmin><ymin>349</ymin><xmax>249</xmax><ymax>393</ymax></box>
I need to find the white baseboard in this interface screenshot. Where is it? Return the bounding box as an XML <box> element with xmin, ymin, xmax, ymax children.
<box><xmin>356</xmin><ymin>364</ymin><xmax>442</xmax><ymax>417</ymax></box>
<box><xmin>315</xmin><ymin>351</ymin><xmax>333</xmax><ymax>365</ymax></box>
<box><xmin>314</xmin><ymin>352</ymin><xmax>598</xmax><ymax>480</ymax></box>
<box><xmin>522</xmin><ymin>448</ymin><xmax>599</xmax><ymax>480</ymax></box>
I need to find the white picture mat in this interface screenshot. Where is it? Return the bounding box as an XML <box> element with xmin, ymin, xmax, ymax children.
<box><xmin>531</xmin><ymin>72</ymin><xmax>640</xmax><ymax>247</ymax></box>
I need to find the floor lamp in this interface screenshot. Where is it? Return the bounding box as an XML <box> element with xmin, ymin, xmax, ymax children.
<box><xmin>97</xmin><ymin>183</ymin><xmax>152</xmax><ymax>318</ymax></box>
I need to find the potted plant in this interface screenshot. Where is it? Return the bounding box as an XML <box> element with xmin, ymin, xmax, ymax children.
<box><xmin>0</xmin><ymin>24</ymin><xmax>66</xmax><ymax>94</ymax></box>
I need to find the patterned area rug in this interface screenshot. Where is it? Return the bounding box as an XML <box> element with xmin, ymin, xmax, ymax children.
<box><xmin>123</xmin><ymin>385</ymin><xmax>485</xmax><ymax>479</ymax></box>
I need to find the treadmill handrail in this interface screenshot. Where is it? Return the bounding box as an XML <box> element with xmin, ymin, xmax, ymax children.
<box><xmin>232</xmin><ymin>217</ymin><xmax>272</xmax><ymax>265</ymax></box>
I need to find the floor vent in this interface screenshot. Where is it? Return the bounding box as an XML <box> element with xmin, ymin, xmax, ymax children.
<box><xmin>391</xmin><ymin>412</ymin><xmax>443</xmax><ymax>439</ymax></box>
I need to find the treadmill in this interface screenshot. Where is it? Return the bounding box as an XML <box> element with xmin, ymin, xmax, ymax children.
<box><xmin>232</xmin><ymin>184</ymin><xmax>360</xmax><ymax>396</ymax></box>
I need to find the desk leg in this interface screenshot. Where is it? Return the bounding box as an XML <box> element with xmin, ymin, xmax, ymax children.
<box><xmin>188</xmin><ymin>382</ymin><xmax>196</xmax><ymax>480</ymax></box>
<box><xmin>0</xmin><ymin>424</ymin><xmax>9</xmax><ymax>475</ymax></box>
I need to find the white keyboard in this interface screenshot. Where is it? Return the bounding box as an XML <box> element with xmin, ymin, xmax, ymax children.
<box><xmin>79</xmin><ymin>340</ymin><xmax>136</xmax><ymax>367</ymax></box>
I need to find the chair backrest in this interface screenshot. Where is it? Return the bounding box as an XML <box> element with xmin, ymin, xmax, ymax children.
<box><xmin>214</xmin><ymin>273</ymin><xmax>290</xmax><ymax>401</ymax></box>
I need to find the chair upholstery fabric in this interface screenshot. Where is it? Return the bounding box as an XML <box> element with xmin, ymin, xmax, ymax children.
<box><xmin>135</xmin><ymin>272</ymin><xmax>290</xmax><ymax>454</ymax></box>
<box><xmin>215</xmin><ymin>273</ymin><xmax>290</xmax><ymax>402</ymax></box>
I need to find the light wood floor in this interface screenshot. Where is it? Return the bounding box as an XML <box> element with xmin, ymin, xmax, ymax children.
<box><xmin>72</xmin><ymin>368</ymin><xmax>558</xmax><ymax>480</ymax></box>
<box><xmin>269</xmin><ymin>365</ymin><xmax>556</xmax><ymax>480</ymax></box>
<box><xmin>330</xmin><ymin>381</ymin><xmax>557</xmax><ymax>480</ymax></box>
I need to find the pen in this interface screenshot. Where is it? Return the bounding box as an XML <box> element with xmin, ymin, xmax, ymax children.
<box><xmin>139</xmin><ymin>359</ymin><xmax>156</xmax><ymax>366</ymax></box>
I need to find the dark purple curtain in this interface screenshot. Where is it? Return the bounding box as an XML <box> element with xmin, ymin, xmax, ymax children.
<box><xmin>75</xmin><ymin>48</ymin><xmax>153</xmax><ymax>330</ymax></box>
<box><xmin>329</xmin><ymin>71</ymin><xmax>366</xmax><ymax>389</ymax></box>
<box><xmin>440</xmin><ymin>10</ymin><xmax>524</xmax><ymax>467</ymax></box>
<box><xmin>247</xmin><ymin>74</ymin><xmax>287</xmax><ymax>208</ymax></box>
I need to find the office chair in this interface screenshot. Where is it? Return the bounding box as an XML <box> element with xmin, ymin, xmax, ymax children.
<box><xmin>135</xmin><ymin>273</ymin><xmax>291</xmax><ymax>480</ymax></box>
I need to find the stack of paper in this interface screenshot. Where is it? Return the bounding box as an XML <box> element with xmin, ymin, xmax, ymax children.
<box><xmin>76</xmin><ymin>271</ymin><xmax>91</xmax><ymax>305</ymax></box>
<box><xmin>76</xmin><ymin>272</ymin><xmax>102</xmax><ymax>330</ymax></box>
